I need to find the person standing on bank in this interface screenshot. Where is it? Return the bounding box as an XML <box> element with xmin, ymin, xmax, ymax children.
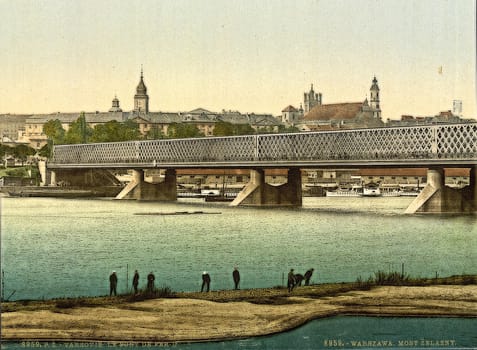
<box><xmin>109</xmin><ymin>271</ymin><xmax>118</xmax><ymax>296</ymax></box>
<box><xmin>147</xmin><ymin>271</ymin><xmax>155</xmax><ymax>294</ymax></box>
<box><xmin>304</xmin><ymin>268</ymin><xmax>314</xmax><ymax>286</ymax></box>
<box><xmin>294</xmin><ymin>273</ymin><xmax>304</xmax><ymax>286</ymax></box>
<box><xmin>132</xmin><ymin>270</ymin><xmax>140</xmax><ymax>294</ymax></box>
<box><xmin>287</xmin><ymin>269</ymin><xmax>296</xmax><ymax>292</ymax></box>
<box><xmin>201</xmin><ymin>271</ymin><xmax>211</xmax><ymax>292</ymax></box>
<box><xmin>233</xmin><ymin>267</ymin><xmax>240</xmax><ymax>290</ymax></box>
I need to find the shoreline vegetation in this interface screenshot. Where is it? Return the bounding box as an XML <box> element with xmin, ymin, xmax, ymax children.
<box><xmin>1</xmin><ymin>274</ymin><xmax>476</xmax><ymax>343</ymax></box>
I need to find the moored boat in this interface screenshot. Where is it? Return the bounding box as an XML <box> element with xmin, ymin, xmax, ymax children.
<box><xmin>361</xmin><ymin>183</ymin><xmax>382</xmax><ymax>197</ymax></box>
<box><xmin>326</xmin><ymin>184</ymin><xmax>362</xmax><ymax>197</ymax></box>
<box><xmin>325</xmin><ymin>189</ymin><xmax>361</xmax><ymax>197</ymax></box>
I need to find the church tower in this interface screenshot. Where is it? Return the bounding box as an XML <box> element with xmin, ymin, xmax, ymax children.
<box><xmin>134</xmin><ymin>68</ymin><xmax>149</xmax><ymax>114</ymax></box>
<box><xmin>369</xmin><ymin>76</ymin><xmax>381</xmax><ymax>119</ymax></box>
<box><xmin>109</xmin><ymin>95</ymin><xmax>122</xmax><ymax>112</ymax></box>
<box><xmin>304</xmin><ymin>84</ymin><xmax>322</xmax><ymax>114</ymax></box>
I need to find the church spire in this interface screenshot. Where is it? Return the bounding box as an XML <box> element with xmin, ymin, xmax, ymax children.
<box><xmin>303</xmin><ymin>83</ymin><xmax>322</xmax><ymax>114</ymax></box>
<box><xmin>134</xmin><ymin>66</ymin><xmax>149</xmax><ymax>114</ymax></box>
<box><xmin>369</xmin><ymin>76</ymin><xmax>381</xmax><ymax>119</ymax></box>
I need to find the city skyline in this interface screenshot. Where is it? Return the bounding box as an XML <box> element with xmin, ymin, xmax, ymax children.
<box><xmin>1</xmin><ymin>0</ymin><xmax>475</xmax><ymax>119</ymax></box>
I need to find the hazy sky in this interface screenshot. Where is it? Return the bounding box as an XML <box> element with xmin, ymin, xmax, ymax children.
<box><xmin>1</xmin><ymin>0</ymin><xmax>475</xmax><ymax>119</ymax></box>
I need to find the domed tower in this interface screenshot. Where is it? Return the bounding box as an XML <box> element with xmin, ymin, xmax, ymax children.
<box><xmin>369</xmin><ymin>76</ymin><xmax>381</xmax><ymax>119</ymax></box>
<box><xmin>134</xmin><ymin>68</ymin><xmax>149</xmax><ymax>114</ymax></box>
<box><xmin>303</xmin><ymin>84</ymin><xmax>322</xmax><ymax>114</ymax></box>
<box><xmin>109</xmin><ymin>95</ymin><xmax>122</xmax><ymax>112</ymax></box>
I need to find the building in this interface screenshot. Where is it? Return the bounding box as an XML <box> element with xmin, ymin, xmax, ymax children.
<box><xmin>133</xmin><ymin>68</ymin><xmax>149</xmax><ymax>114</ymax></box>
<box><xmin>15</xmin><ymin>69</ymin><xmax>282</xmax><ymax>149</ymax></box>
<box><xmin>369</xmin><ymin>76</ymin><xmax>381</xmax><ymax>119</ymax></box>
<box><xmin>282</xmin><ymin>77</ymin><xmax>383</xmax><ymax>130</ymax></box>
<box><xmin>303</xmin><ymin>84</ymin><xmax>322</xmax><ymax>113</ymax></box>
<box><xmin>281</xmin><ymin>105</ymin><xmax>303</xmax><ymax>125</ymax></box>
<box><xmin>109</xmin><ymin>96</ymin><xmax>122</xmax><ymax>112</ymax></box>
<box><xmin>299</xmin><ymin>76</ymin><xmax>383</xmax><ymax>131</ymax></box>
<box><xmin>356</xmin><ymin>168</ymin><xmax>469</xmax><ymax>188</ymax></box>
<box><xmin>0</xmin><ymin>114</ymin><xmax>31</xmax><ymax>143</ymax></box>
<box><xmin>23</xmin><ymin>111</ymin><xmax>126</xmax><ymax>149</ymax></box>
<box><xmin>387</xmin><ymin>110</ymin><xmax>475</xmax><ymax>127</ymax></box>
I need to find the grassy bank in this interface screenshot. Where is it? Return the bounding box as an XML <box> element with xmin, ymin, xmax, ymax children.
<box><xmin>2</xmin><ymin>274</ymin><xmax>476</xmax><ymax>343</ymax></box>
<box><xmin>2</xmin><ymin>273</ymin><xmax>475</xmax><ymax>312</ymax></box>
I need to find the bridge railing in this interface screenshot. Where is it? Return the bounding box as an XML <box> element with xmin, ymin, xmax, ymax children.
<box><xmin>50</xmin><ymin>123</ymin><xmax>477</xmax><ymax>166</ymax></box>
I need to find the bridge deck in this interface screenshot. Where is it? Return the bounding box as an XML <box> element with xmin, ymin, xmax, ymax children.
<box><xmin>49</xmin><ymin>123</ymin><xmax>477</xmax><ymax>169</ymax></box>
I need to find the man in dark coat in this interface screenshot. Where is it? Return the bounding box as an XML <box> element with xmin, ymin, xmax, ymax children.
<box><xmin>294</xmin><ymin>273</ymin><xmax>304</xmax><ymax>287</ymax></box>
<box><xmin>132</xmin><ymin>270</ymin><xmax>140</xmax><ymax>294</ymax></box>
<box><xmin>201</xmin><ymin>271</ymin><xmax>211</xmax><ymax>292</ymax></box>
<box><xmin>109</xmin><ymin>271</ymin><xmax>118</xmax><ymax>296</ymax></box>
<box><xmin>304</xmin><ymin>268</ymin><xmax>314</xmax><ymax>286</ymax></box>
<box><xmin>233</xmin><ymin>267</ymin><xmax>240</xmax><ymax>290</ymax></box>
<box><xmin>147</xmin><ymin>272</ymin><xmax>155</xmax><ymax>294</ymax></box>
<box><xmin>287</xmin><ymin>269</ymin><xmax>296</xmax><ymax>292</ymax></box>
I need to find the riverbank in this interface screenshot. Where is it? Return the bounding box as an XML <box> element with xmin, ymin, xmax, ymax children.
<box><xmin>2</xmin><ymin>277</ymin><xmax>476</xmax><ymax>343</ymax></box>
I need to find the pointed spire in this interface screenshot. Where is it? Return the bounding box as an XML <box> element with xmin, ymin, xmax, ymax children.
<box><xmin>370</xmin><ymin>76</ymin><xmax>379</xmax><ymax>91</ymax></box>
<box><xmin>136</xmin><ymin>66</ymin><xmax>147</xmax><ymax>95</ymax></box>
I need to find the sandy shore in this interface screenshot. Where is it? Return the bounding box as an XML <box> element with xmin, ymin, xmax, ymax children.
<box><xmin>2</xmin><ymin>285</ymin><xmax>476</xmax><ymax>343</ymax></box>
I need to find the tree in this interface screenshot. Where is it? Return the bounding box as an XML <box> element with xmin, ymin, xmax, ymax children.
<box><xmin>38</xmin><ymin>143</ymin><xmax>51</xmax><ymax>158</ymax></box>
<box><xmin>43</xmin><ymin>119</ymin><xmax>65</xmax><ymax>144</ymax></box>
<box><xmin>167</xmin><ymin>123</ymin><xmax>203</xmax><ymax>138</ymax></box>
<box><xmin>0</xmin><ymin>144</ymin><xmax>13</xmax><ymax>158</ymax></box>
<box><xmin>122</xmin><ymin>119</ymin><xmax>142</xmax><ymax>140</ymax></box>
<box><xmin>213</xmin><ymin>121</ymin><xmax>255</xmax><ymax>136</ymax></box>
<box><xmin>12</xmin><ymin>144</ymin><xmax>36</xmax><ymax>166</ymax></box>
<box><xmin>91</xmin><ymin>120</ymin><xmax>141</xmax><ymax>143</ymax></box>
<box><xmin>213</xmin><ymin>121</ymin><xmax>235</xmax><ymax>136</ymax></box>
<box><xmin>234</xmin><ymin>123</ymin><xmax>255</xmax><ymax>135</ymax></box>
<box><xmin>64</xmin><ymin>113</ymin><xmax>93</xmax><ymax>144</ymax></box>
<box><xmin>145</xmin><ymin>125</ymin><xmax>166</xmax><ymax>140</ymax></box>
<box><xmin>278</xmin><ymin>125</ymin><xmax>301</xmax><ymax>133</ymax></box>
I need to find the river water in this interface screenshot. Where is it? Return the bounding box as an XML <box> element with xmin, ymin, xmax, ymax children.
<box><xmin>1</xmin><ymin>196</ymin><xmax>476</xmax><ymax>349</ymax></box>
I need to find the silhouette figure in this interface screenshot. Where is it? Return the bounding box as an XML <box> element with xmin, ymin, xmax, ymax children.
<box><xmin>201</xmin><ymin>271</ymin><xmax>211</xmax><ymax>292</ymax></box>
<box><xmin>147</xmin><ymin>272</ymin><xmax>155</xmax><ymax>294</ymax></box>
<box><xmin>233</xmin><ymin>267</ymin><xmax>240</xmax><ymax>290</ymax></box>
<box><xmin>287</xmin><ymin>269</ymin><xmax>296</xmax><ymax>292</ymax></box>
<box><xmin>109</xmin><ymin>271</ymin><xmax>118</xmax><ymax>296</ymax></box>
<box><xmin>132</xmin><ymin>270</ymin><xmax>140</xmax><ymax>294</ymax></box>
<box><xmin>304</xmin><ymin>268</ymin><xmax>314</xmax><ymax>286</ymax></box>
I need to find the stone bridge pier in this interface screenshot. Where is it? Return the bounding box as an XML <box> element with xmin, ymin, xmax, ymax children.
<box><xmin>230</xmin><ymin>168</ymin><xmax>302</xmax><ymax>207</ymax></box>
<box><xmin>116</xmin><ymin>169</ymin><xmax>177</xmax><ymax>201</ymax></box>
<box><xmin>405</xmin><ymin>166</ymin><xmax>476</xmax><ymax>214</ymax></box>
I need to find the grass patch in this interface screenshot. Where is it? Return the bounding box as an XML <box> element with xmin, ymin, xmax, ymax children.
<box><xmin>372</xmin><ymin>271</ymin><xmax>410</xmax><ymax>286</ymax></box>
<box><xmin>55</xmin><ymin>298</ymin><xmax>87</xmax><ymax>309</ymax></box>
<box><xmin>2</xmin><ymin>274</ymin><xmax>475</xmax><ymax>312</ymax></box>
<box><xmin>126</xmin><ymin>286</ymin><xmax>176</xmax><ymax>302</ymax></box>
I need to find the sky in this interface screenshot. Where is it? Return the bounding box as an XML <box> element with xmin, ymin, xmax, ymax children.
<box><xmin>0</xmin><ymin>0</ymin><xmax>475</xmax><ymax>120</ymax></box>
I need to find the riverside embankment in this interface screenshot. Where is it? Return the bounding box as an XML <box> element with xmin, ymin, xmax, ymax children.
<box><xmin>2</xmin><ymin>279</ymin><xmax>476</xmax><ymax>343</ymax></box>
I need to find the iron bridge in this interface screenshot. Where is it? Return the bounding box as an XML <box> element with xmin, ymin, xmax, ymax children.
<box><xmin>49</xmin><ymin>123</ymin><xmax>477</xmax><ymax>169</ymax></box>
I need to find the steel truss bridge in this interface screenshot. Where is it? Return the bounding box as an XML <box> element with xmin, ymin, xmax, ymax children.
<box><xmin>49</xmin><ymin>123</ymin><xmax>477</xmax><ymax>169</ymax></box>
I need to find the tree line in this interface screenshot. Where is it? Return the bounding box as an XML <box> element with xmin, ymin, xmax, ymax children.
<box><xmin>40</xmin><ymin>113</ymin><xmax>299</xmax><ymax>157</ymax></box>
<box><xmin>0</xmin><ymin>144</ymin><xmax>36</xmax><ymax>165</ymax></box>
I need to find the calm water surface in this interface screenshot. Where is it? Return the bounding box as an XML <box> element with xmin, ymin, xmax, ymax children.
<box><xmin>2</xmin><ymin>317</ymin><xmax>476</xmax><ymax>349</ymax></box>
<box><xmin>1</xmin><ymin>196</ymin><xmax>476</xmax><ymax>300</ymax></box>
<box><xmin>1</xmin><ymin>197</ymin><xmax>476</xmax><ymax>349</ymax></box>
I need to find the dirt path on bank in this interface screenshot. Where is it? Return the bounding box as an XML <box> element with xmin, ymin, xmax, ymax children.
<box><xmin>2</xmin><ymin>285</ymin><xmax>476</xmax><ymax>343</ymax></box>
